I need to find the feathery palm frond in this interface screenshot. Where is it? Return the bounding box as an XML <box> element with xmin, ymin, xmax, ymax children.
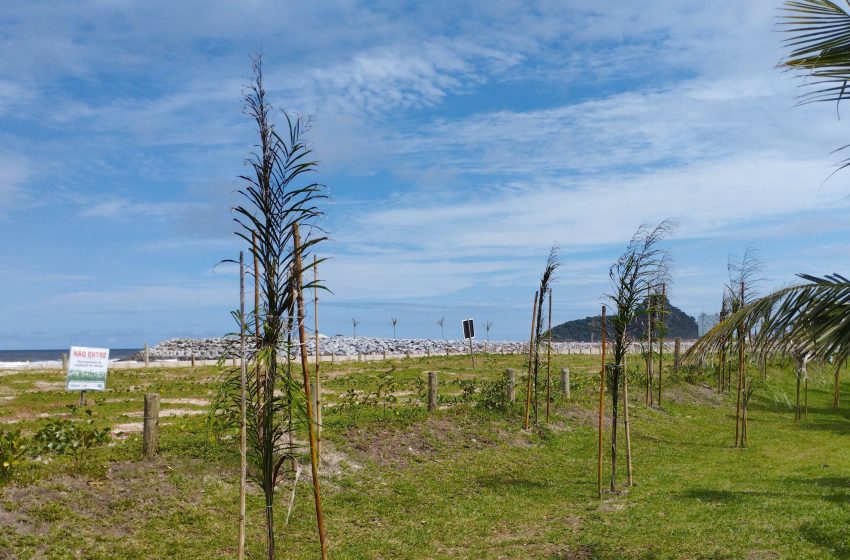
<box><xmin>211</xmin><ymin>55</ymin><xmax>328</xmax><ymax>559</ymax></box>
<box><xmin>684</xmin><ymin>273</ymin><xmax>850</xmax><ymax>365</ymax></box>
<box><xmin>781</xmin><ymin>0</ymin><xmax>850</xmax><ymax>171</ymax></box>
<box><xmin>781</xmin><ymin>1</ymin><xmax>850</xmax><ymax>105</ymax></box>
<box><xmin>531</xmin><ymin>245</ymin><xmax>560</xmax><ymax>423</ymax></box>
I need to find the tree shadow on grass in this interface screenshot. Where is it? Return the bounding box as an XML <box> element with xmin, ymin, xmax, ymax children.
<box><xmin>680</xmin><ymin>488</ymin><xmax>772</xmax><ymax>504</ymax></box>
<box><xmin>475</xmin><ymin>473</ymin><xmax>549</xmax><ymax>492</ymax></box>
<box><xmin>681</xmin><ymin>481</ymin><xmax>850</xmax><ymax>505</ymax></box>
<box><xmin>799</xmin><ymin>520</ymin><xmax>850</xmax><ymax>559</ymax></box>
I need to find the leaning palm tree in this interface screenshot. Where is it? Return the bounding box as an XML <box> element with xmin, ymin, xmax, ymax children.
<box><xmin>605</xmin><ymin>220</ymin><xmax>674</xmax><ymax>492</ymax></box>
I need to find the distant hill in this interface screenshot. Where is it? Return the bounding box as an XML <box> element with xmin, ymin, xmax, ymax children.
<box><xmin>549</xmin><ymin>297</ymin><xmax>698</xmax><ymax>342</ymax></box>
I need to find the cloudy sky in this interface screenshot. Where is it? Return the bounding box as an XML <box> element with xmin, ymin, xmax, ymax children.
<box><xmin>1</xmin><ymin>1</ymin><xmax>848</xmax><ymax>348</ymax></box>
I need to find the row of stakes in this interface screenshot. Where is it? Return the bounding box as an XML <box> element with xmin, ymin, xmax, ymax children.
<box><xmin>139</xmin><ymin>367</ymin><xmax>571</xmax><ymax>459</ymax></box>
<box><xmin>425</xmin><ymin>367</ymin><xmax>570</xmax><ymax>411</ymax></box>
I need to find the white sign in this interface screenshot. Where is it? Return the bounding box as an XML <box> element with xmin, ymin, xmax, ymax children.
<box><xmin>66</xmin><ymin>346</ymin><xmax>110</xmax><ymax>391</ymax></box>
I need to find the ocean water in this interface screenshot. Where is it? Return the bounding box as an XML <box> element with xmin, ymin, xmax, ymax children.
<box><xmin>0</xmin><ymin>348</ymin><xmax>141</xmax><ymax>364</ymax></box>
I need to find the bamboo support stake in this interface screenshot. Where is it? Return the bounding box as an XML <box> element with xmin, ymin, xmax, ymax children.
<box><xmin>597</xmin><ymin>305</ymin><xmax>606</xmax><ymax>498</ymax></box>
<box><xmin>657</xmin><ymin>283</ymin><xmax>665</xmax><ymax>407</ymax></box>
<box><xmin>546</xmin><ymin>288</ymin><xmax>553</xmax><ymax>424</ymax></box>
<box><xmin>238</xmin><ymin>252</ymin><xmax>247</xmax><ymax>560</ymax></box>
<box><xmin>524</xmin><ymin>291</ymin><xmax>539</xmax><ymax>431</ymax></box>
<box><xmin>292</xmin><ymin>224</ymin><xmax>328</xmax><ymax>560</ymax></box>
<box><xmin>313</xmin><ymin>254</ymin><xmax>322</xmax><ymax>459</ymax></box>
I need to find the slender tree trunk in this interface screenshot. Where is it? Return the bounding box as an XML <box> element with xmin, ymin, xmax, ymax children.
<box><xmin>238</xmin><ymin>252</ymin><xmax>247</xmax><ymax>560</ymax></box>
<box><xmin>524</xmin><ymin>291</ymin><xmax>539</xmax><ymax>430</ymax></box>
<box><xmin>606</xmin><ymin>309</ymin><xmax>618</xmax><ymax>493</ymax></box>
<box><xmin>805</xmin><ymin>377</ymin><xmax>809</xmax><ymax>421</ymax></box>
<box><xmin>293</xmin><ymin>224</ymin><xmax>329</xmax><ymax>560</ymax></box>
<box><xmin>834</xmin><ymin>365</ymin><xmax>840</xmax><ymax>409</ymax></box>
<box><xmin>265</xmin><ymin>488</ymin><xmax>275</xmax><ymax>560</ymax></box>
<box><xmin>735</xmin><ymin>281</ymin><xmax>745</xmax><ymax>448</ymax></box>
<box><xmin>546</xmin><ymin>289</ymin><xmax>553</xmax><ymax>424</ymax></box>
<box><xmin>253</xmin><ymin>233</ymin><xmax>266</xmax><ymax>446</ymax></box>
<box><xmin>623</xmin><ymin>356</ymin><xmax>633</xmax><ymax>487</ymax></box>
<box><xmin>597</xmin><ymin>305</ymin><xmax>606</xmax><ymax>497</ymax></box>
<box><xmin>795</xmin><ymin>370</ymin><xmax>801</xmax><ymax>422</ymax></box>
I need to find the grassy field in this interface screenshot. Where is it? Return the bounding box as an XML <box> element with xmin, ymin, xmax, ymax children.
<box><xmin>2</xmin><ymin>353</ymin><xmax>850</xmax><ymax>559</ymax></box>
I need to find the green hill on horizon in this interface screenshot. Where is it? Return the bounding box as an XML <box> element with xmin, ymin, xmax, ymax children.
<box><xmin>549</xmin><ymin>296</ymin><xmax>698</xmax><ymax>342</ymax></box>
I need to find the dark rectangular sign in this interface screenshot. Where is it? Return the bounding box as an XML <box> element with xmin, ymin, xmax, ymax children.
<box><xmin>462</xmin><ymin>318</ymin><xmax>475</xmax><ymax>339</ymax></box>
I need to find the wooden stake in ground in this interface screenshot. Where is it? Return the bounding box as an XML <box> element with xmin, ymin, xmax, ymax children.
<box><xmin>292</xmin><ymin>224</ymin><xmax>329</xmax><ymax>560</ymax></box>
<box><xmin>143</xmin><ymin>393</ymin><xmax>159</xmax><ymax>459</ymax></box>
<box><xmin>646</xmin><ymin>286</ymin><xmax>653</xmax><ymax>406</ymax></box>
<box><xmin>657</xmin><ymin>282</ymin><xmax>665</xmax><ymax>407</ymax></box>
<box><xmin>546</xmin><ymin>289</ymin><xmax>553</xmax><ymax>424</ymax></box>
<box><xmin>597</xmin><ymin>304</ymin><xmax>606</xmax><ymax>498</ymax></box>
<box><xmin>238</xmin><ymin>252</ymin><xmax>247</xmax><ymax>560</ymax></box>
<box><xmin>524</xmin><ymin>291</ymin><xmax>539</xmax><ymax>431</ymax></box>
<box><xmin>313</xmin><ymin>254</ymin><xmax>322</xmax><ymax>460</ymax></box>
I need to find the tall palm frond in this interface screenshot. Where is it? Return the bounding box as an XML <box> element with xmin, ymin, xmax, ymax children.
<box><xmin>781</xmin><ymin>1</ymin><xmax>850</xmax><ymax>105</ymax></box>
<box><xmin>781</xmin><ymin>0</ymin><xmax>850</xmax><ymax>170</ymax></box>
<box><xmin>684</xmin><ymin>273</ymin><xmax>850</xmax><ymax>366</ymax></box>
<box><xmin>532</xmin><ymin>245</ymin><xmax>560</xmax><ymax>424</ymax></box>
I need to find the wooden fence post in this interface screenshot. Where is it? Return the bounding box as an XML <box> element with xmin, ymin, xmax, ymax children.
<box><xmin>144</xmin><ymin>343</ymin><xmax>149</xmax><ymax>368</ymax></box>
<box><xmin>428</xmin><ymin>372</ymin><xmax>438</xmax><ymax>411</ymax></box>
<box><xmin>61</xmin><ymin>353</ymin><xmax>68</xmax><ymax>373</ymax></box>
<box><xmin>505</xmin><ymin>368</ymin><xmax>516</xmax><ymax>403</ymax></box>
<box><xmin>143</xmin><ymin>393</ymin><xmax>160</xmax><ymax>459</ymax></box>
<box><xmin>191</xmin><ymin>353</ymin><xmax>196</xmax><ymax>368</ymax></box>
<box><xmin>561</xmin><ymin>368</ymin><xmax>570</xmax><ymax>399</ymax></box>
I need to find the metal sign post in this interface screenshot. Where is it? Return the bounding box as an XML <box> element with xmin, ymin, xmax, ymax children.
<box><xmin>462</xmin><ymin>318</ymin><xmax>475</xmax><ymax>369</ymax></box>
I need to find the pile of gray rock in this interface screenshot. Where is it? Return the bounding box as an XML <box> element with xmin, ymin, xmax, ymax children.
<box><xmin>133</xmin><ymin>336</ymin><xmax>615</xmax><ymax>360</ymax></box>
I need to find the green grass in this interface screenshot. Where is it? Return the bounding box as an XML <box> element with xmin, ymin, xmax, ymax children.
<box><xmin>1</xmin><ymin>354</ymin><xmax>850</xmax><ymax>559</ymax></box>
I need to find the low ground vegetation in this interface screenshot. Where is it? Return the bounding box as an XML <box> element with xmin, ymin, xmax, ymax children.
<box><xmin>1</xmin><ymin>354</ymin><xmax>850</xmax><ymax>559</ymax></box>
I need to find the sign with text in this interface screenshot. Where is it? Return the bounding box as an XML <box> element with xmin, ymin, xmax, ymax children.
<box><xmin>66</xmin><ymin>346</ymin><xmax>110</xmax><ymax>391</ymax></box>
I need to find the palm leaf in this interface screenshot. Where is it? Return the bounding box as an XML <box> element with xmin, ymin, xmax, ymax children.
<box><xmin>684</xmin><ymin>273</ymin><xmax>850</xmax><ymax>365</ymax></box>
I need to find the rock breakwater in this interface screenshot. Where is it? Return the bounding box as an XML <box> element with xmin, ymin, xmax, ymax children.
<box><xmin>131</xmin><ymin>336</ymin><xmax>692</xmax><ymax>361</ymax></box>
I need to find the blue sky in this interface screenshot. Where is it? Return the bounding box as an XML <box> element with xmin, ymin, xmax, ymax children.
<box><xmin>1</xmin><ymin>1</ymin><xmax>849</xmax><ymax>348</ymax></box>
